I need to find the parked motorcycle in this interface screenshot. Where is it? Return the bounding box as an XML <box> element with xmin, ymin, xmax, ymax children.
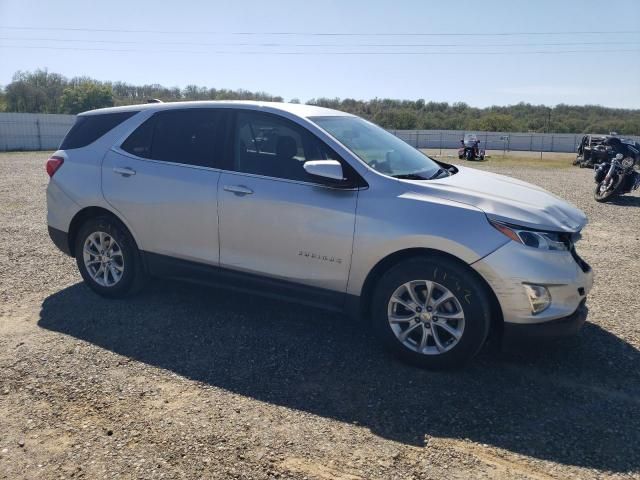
<box><xmin>594</xmin><ymin>153</ymin><xmax>640</xmax><ymax>202</ymax></box>
<box><xmin>458</xmin><ymin>134</ymin><xmax>485</xmax><ymax>161</ymax></box>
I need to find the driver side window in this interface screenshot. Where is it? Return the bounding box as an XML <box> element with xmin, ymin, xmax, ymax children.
<box><xmin>233</xmin><ymin>111</ymin><xmax>320</xmax><ymax>182</ymax></box>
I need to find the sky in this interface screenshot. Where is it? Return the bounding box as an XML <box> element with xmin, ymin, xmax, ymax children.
<box><xmin>1</xmin><ymin>0</ymin><xmax>639</xmax><ymax>108</ymax></box>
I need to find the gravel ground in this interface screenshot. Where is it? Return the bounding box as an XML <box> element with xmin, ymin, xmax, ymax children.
<box><xmin>1</xmin><ymin>152</ymin><xmax>639</xmax><ymax>479</ymax></box>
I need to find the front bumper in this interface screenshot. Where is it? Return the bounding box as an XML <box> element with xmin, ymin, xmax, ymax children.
<box><xmin>471</xmin><ymin>240</ymin><xmax>593</xmax><ymax>329</ymax></box>
<box><xmin>502</xmin><ymin>300</ymin><xmax>587</xmax><ymax>341</ymax></box>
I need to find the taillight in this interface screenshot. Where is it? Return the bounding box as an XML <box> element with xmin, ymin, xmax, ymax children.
<box><xmin>46</xmin><ymin>156</ymin><xmax>64</xmax><ymax>177</ymax></box>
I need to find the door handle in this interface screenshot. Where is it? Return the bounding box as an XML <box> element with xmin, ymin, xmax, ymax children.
<box><xmin>113</xmin><ymin>167</ymin><xmax>136</xmax><ymax>177</ymax></box>
<box><xmin>223</xmin><ymin>185</ymin><xmax>254</xmax><ymax>195</ymax></box>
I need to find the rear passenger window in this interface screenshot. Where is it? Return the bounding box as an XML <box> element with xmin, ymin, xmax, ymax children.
<box><xmin>60</xmin><ymin>111</ymin><xmax>138</xmax><ymax>150</ymax></box>
<box><xmin>234</xmin><ymin>111</ymin><xmax>322</xmax><ymax>181</ymax></box>
<box><xmin>121</xmin><ymin>109</ymin><xmax>224</xmax><ymax>168</ymax></box>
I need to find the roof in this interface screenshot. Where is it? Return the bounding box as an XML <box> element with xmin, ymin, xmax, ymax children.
<box><xmin>80</xmin><ymin>100</ymin><xmax>351</xmax><ymax>119</ymax></box>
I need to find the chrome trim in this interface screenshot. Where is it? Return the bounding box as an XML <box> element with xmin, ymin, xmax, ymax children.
<box><xmin>110</xmin><ymin>146</ymin><xmax>224</xmax><ymax>173</ymax></box>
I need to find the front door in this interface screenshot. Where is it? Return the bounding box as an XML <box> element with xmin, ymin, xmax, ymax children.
<box><xmin>218</xmin><ymin>110</ymin><xmax>359</xmax><ymax>293</ymax></box>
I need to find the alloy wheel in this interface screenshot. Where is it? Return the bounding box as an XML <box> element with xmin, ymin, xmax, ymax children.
<box><xmin>387</xmin><ymin>280</ymin><xmax>465</xmax><ymax>355</ymax></box>
<box><xmin>82</xmin><ymin>231</ymin><xmax>125</xmax><ymax>287</ymax></box>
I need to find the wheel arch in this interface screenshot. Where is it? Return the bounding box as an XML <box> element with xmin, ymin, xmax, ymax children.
<box><xmin>67</xmin><ymin>206</ymin><xmax>141</xmax><ymax>258</ymax></box>
<box><xmin>354</xmin><ymin>248</ymin><xmax>504</xmax><ymax>339</ymax></box>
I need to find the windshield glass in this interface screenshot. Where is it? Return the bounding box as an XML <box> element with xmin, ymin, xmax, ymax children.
<box><xmin>310</xmin><ymin>116</ymin><xmax>441</xmax><ymax>179</ymax></box>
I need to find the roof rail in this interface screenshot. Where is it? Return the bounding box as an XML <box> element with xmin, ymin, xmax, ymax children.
<box><xmin>146</xmin><ymin>98</ymin><xmax>163</xmax><ymax>104</ymax></box>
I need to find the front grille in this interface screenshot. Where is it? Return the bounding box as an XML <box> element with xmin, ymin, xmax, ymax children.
<box><xmin>570</xmin><ymin>247</ymin><xmax>591</xmax><ymax>273</ymax></box>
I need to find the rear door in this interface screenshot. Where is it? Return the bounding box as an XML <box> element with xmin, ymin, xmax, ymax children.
<box><xmin>102</xmin><ymin>108</ymin><xmax>227</xmax><ymax>264</ymax></box>
<box><xmin>218</xmin><ymin>110</ymin><xmax>359</xmax><ymax>293</ymax></box>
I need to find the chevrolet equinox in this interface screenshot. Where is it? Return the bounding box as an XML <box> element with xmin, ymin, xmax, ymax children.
<box><xmin>46</xmin><ymin>101</ymin><xmax>594</xmax><ymax>368</ymax></box>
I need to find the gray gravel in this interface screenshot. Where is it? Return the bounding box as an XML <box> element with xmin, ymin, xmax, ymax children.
<box><xmin>1</xmin><ymin>152</ymin><xmax>639</xmax><ymax>479</ymax></box>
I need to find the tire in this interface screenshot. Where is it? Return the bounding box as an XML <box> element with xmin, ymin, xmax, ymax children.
<box><xmin>466</xmin><ymin>151</ymin><xmax>473</xmax><ymax>161</ymax></box>
<box><xmin>371</xmin><ymin>257</ymin><xmax>492</xmax><ymax>369</ymax></box>
<box><xmin>594</xmin><ymin>180</ymin><xmax>618</xmax><ymax>203</ymax></box>
<box><xmin>74</xmin><ymin>216</ymin><xmax>146</xmax><ymax>298</ymax></box>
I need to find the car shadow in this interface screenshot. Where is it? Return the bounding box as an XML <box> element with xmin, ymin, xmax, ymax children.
<box><xmin>38</xmin><ymin>281</ymin><xmax>640</xmax><ymax>473</ymax></box>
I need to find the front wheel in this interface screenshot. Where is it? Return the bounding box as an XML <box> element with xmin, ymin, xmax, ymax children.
<box><xmin>75</xmin><ymin>216</ymin><xmax>146</xmax><ymax>298</ymax></box>
<box><xmin>594</xmin><ymin>179</ymin><xmax>619</xmax><ymax>203</ymax></box>
<box><xmin>371</xmin><ymin>257</ymin><xmax>492</xmax><ymax>369</ymax></box>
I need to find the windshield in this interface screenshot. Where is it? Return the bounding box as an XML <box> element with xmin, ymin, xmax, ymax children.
<box><xmin>311</xmin><ymin>116</ymin><xmax>441</xmax><ymax>179</ymax></box>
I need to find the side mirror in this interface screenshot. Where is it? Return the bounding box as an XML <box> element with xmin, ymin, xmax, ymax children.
<box><xmin>303</xmin><ymin>160</ymin><xmax>345</xmax><ymax>182</ymax></box>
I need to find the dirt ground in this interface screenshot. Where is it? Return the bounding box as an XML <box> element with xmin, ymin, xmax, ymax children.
<box><xmin>1</xmin><ymin>152</ymin><xmax>639</xmax><ymax>479</ymax></box>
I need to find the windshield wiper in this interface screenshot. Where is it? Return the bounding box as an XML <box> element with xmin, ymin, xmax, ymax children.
<box><xmin>426</xmin><ymin>168</ymin><xmax>450</xmax><ymax>180</ymax></box>
<box><xmin>392</xmin><ymin>168</ymin><xmax>451</xmax><ymax>181</ymax></box>
<box><xmin>391</xmin><ymin>173</ymin><xmax>428</xmax><ymax>180</ymax></box>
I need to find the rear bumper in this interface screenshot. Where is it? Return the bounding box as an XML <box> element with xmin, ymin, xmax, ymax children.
<box><xmin>48</xmin><ymin>226</ymin><xmax>72</xmax><ymax>256</ymax></box>
<box><xmin>503</xmin><ymin>300</ymin><xmax>588</xmax><ymax>342</ymax></box>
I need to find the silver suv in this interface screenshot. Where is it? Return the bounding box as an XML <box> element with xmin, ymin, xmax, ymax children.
<box><xmin>46</xmin><ymin>101</ymin><xmax>593</xmax><ymax>368</ymax></box>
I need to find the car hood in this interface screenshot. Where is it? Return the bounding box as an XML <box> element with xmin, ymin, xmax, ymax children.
<box><xmin>410</xmin><ymin>165</ymin><xmax>588</xmax><ymax>232</ymax></box>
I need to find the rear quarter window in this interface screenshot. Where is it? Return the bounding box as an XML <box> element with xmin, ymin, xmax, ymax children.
<box><xmin>60</xmin><ymin>111</ymin><xmax>138</xmax><ymax>150</ymax></box>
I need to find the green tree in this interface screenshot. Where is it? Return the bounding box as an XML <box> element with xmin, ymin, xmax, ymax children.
<box><xmin>5</xmin><ymin>69</ymin><xmax>66</xmax><ymax>113</ymax></box>
<box><xmin>5</xmin><ymin>80</ymin><xmax>48</xmax><ymax>112</ymax></box>
<box><xmin>2</xmin><ymin>68</ymin><xmax>640</xmax><ymax>135</ymax></box>
<box><xmin>60</xmin><ymin>82</ymin><xmax>114</xmax><ymax>114</ymax></box>
<box><xmin>473</xmin><ymin>113</ymin><xmax>515</xmax><ymax>132</ymax></box>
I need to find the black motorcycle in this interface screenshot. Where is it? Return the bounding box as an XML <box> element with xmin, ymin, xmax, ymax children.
<box><xmin>457</xmin><ymin>134</ymin><xmax>485</xmax><ymax>161</ymax></box>
<box><xmin>594</xmin><ymin>153</ymin><xmax>640</xmax><ymax>202</ymax></box>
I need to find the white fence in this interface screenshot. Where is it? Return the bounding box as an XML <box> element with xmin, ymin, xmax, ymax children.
<box><xmin>0</xmin><ymin>113</ymin><xmax>76</xmax><ymax>151</ymax></box>
<box><xmin>391</xmin><ymin>129</ymin><xmax>640</xmax><ymax>153</ymax></box>
<box><xmin>1</xmin><ymin>113</ymin><xmax>638</xmax><ymax>153</ymax></box>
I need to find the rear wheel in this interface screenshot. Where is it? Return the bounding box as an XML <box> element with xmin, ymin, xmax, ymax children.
<box><xmin>75</xmin><ymin>216</ymin><xmax>145</xmax><ymax>298</ymax></box>
<box><xmin>371</xmin><ymin>257</ymin><xmax>492</xmax><ymax>369</ymax></box>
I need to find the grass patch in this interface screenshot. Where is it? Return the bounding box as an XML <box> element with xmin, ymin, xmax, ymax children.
<box><xmin>474</xmin><ymin>155</ymin><xmax>574</xmax><ymax>169</ymax></box>
<box><xmin>421</xmin><ymin>149</ymin><xmax>575</xmax><ymax>169</ymax></box>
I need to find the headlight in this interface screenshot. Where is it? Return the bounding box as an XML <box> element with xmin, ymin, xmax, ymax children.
<box><xmin>621</xmin><ymin>157</ymin><xmax>635</xmax><ymax>169</ymax></box>
<box><xmin>490</xmin><ymin>220</ymin><xmax>569</xmax><ymax>251</ymax></box>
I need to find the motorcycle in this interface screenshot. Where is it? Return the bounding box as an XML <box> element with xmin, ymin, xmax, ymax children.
<box><xmin>573</xmin><ymin>134</ymin><xmax>609</xmax><ymax>168</ymax></box>
<box><xmin>594</xmin><ymin>153</ymin><xmax>640</xmax><ymax>202</ymax></box>
<box><xmin>458</xmin><ymin>134</ymin><xmax>485</xmax><ymax>161</ymax></box>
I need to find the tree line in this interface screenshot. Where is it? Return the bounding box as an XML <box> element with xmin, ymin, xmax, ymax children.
<box><xmin>1</xmin><ymin>69</ymin><xmax>638</xmax><ymax>135</ymax></box>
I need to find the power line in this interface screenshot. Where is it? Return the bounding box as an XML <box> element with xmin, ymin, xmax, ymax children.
<box><xmin>0</xmin><ymin>25</ymin><xmax>639</xmax><ymax>36</ymax></box>
<box><xmin>1</xmin><ymin>43</ymin><xmax>639</xmax><ymax>55</ymax></box>
<box><xmin>1</xmin><ymin>36</ymin><xmax>639</xmax><ymax>48</ymax></box>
